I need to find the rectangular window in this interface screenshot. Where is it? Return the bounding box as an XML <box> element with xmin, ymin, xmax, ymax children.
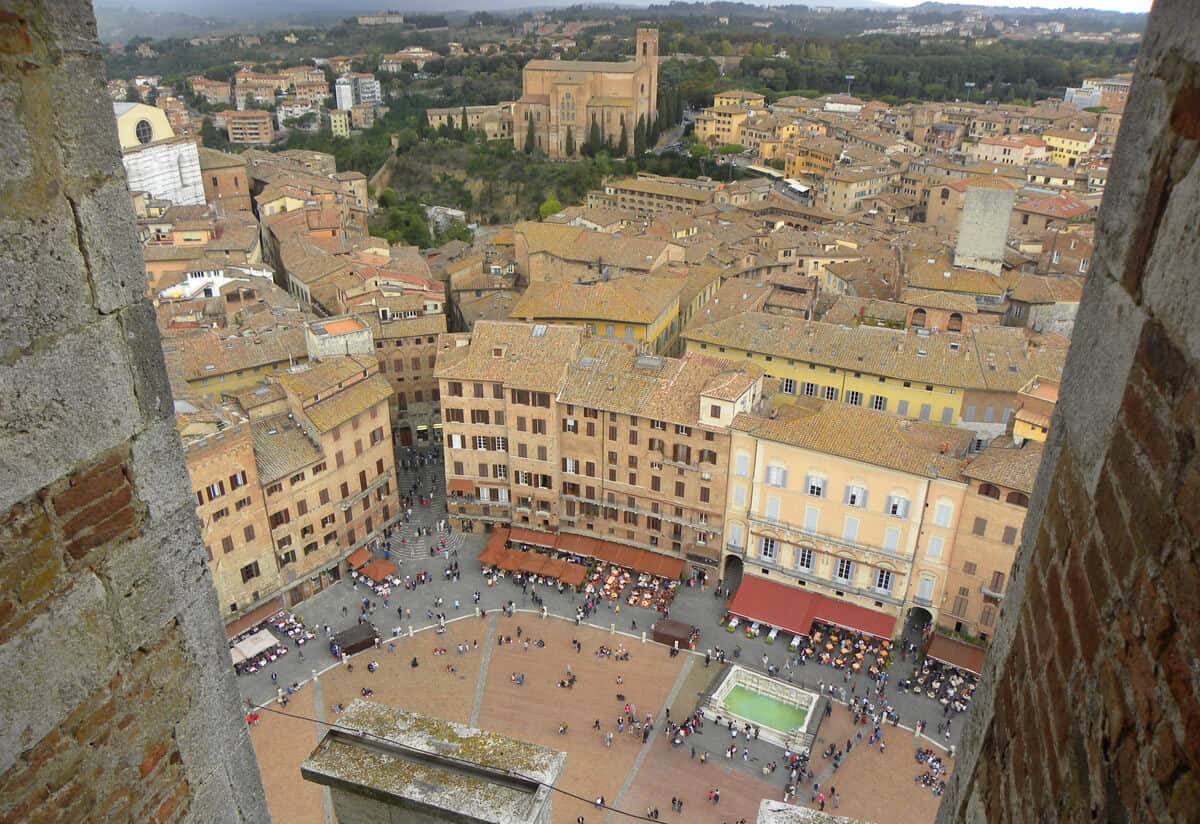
<box><xmin>963</xmin><ymin>561</ymin><xmax>978</xmax><ymax>575</ymax></box>
<box><xmin>842</xmin><ymin>516</ymin><xmax>859</xmax><ymax>544</ymax></box>
<box><xmin>781</xmin><ymin>378</ymin><xmax>797</xmax><ymax>394</ymax></box>
<box><xmin>240</xmin><ymin>562</ymin><xmax>260</xmax><ymax>583</ymax></box>
<box><xmin>806</xmin><ymin>475</ymin><xmax>825</xmax><ymax>498</ymax></box>
<box><xmin>802</xmin><ymin>382</ymin><xmax>818</xmax><ymax>397</ymax></box>
<box><xmin>897</xmin><ymin>400</ymin><xmax>909</xmax><ymax>417</ymax></box>
<box><xmin>470</xmin><ymin>409</ymin><xmax>490</xmax><ymax>425</ymax></box>
<box><xmin>764</xmin><ymin>465</ymin><xmax>788</xmax><ymax>488</ymax></box>
<box><xmin>563</xmin><ymin>418</ymin><xmax>578</xmax><ymax>433</ymax></box>
<box><xmin>883</xmin><ymin>526</ymin><xmax>900</xmax><ymax>552</ymax></box>
<box><xmin>532</xmin><ymin>419</ymin><xmax>546</xmax><ymax>435</ymax></box>
<box><xmin>870</xmin><ymin>395</ymin><xmax>887</xmax><ymax>411</ymax></box>
<box><xmin>823</xmin><ymin>386</ymin><xmax>839</xmax><ymax>402</ymax></box>
<box><xmin>796</xmin><ymin>547</ymin><xmax>814</xmax><ymax>571</ymax></box>
<box><xmin>674</xmin><ymin>481</ymin><xmax>685</xmax><ymax>497</ymax></box>
<box><xmin>990</xmin><ymin>571</ymin><xmax>1006</xmax><ymax>593</ymax></box>
<box><xmin>874</xmin><ymin>569</ymin><xmax>893</xmax><ymax>593</ymax></box>
<box><xmin>941</xmin><ymin>407</ymin><xmax>954</xmax><ymax>424</ymax></box>
<box><xmin>844</xmin><ymin>485</ymin><xmax>867</xmax><ymax>508</ymax></box>
<box><xmin>699</xmin><ymin>487</ymin><xmax>710</xmax><ymax>503</ymax></box>
<box><xmin>229</xmin><ymin>470</ymin><xmax>247</xmax><ymax>490</ymax></box>
<box><xmin>973</xmin><ymin>516</ymin><xmax>988</xmax><ymax>536</ymax></box>
<box><xmin>927</xmin><ymin>535</ymin><xmax>944</xmax><ymax>560</ymax></box>
<box><xmin>846</xmin><ymin>390</ymin><xmax>863</xmax><ymax>406</ymax></box>
<box><xmin>1002</xmin><ymin>525</ymin><xmax>1018</xmax><ymax>545</ymax></box>
<box><xmin>934</xmin><ymin>502</ymin><xmax>953</xmax><ymax>528</ymax></box>
<box><xmin>759</xmin><ymin>537</ymin><xmax>777</xmax><ymax>561</ymax></box>
<box><xmin>221</xmin><ymin>536</ymin><xmax>234</xmax><ymax>554</ymax></box>
<box><xmin>834</xmin><ymin>557</ymin><xmax>853</xmax><ymax>583</ymax></box>
<box><xmin>919</xmin><ymin>403</ymin><xmax>932</xmax><ymax>421</ymax></box>
<box><xmin>734</xmin><ymin>454</ymin><xmax>750</xmax><ymax>477</ymax></box>
<box><xmin>765</xmin><ymin>495</ymin><xmax>780</xmax><ymax>521</ymax></box>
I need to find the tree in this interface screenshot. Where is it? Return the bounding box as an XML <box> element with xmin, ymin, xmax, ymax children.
<box><xmin>565</xmin><ymin>126</ymin><xmax>575</xmax><ymax>157</ymax></box>
<box><xmin>538</xmin><ymin>194</ymin><xmax>563</xmax><ymax>219</ymax></box>
<box><xmin>524</xmin><ymin>115</ymin><xmax>536</xmax><ymax>154</ymax></box>
<box><xmin>616</xmin><ymin>117</ymin><xmax>628</xmax><ymax>156</ymax></box>
<box><xmin>124</xmin><ymin>85</ymin><xmax>140</xmax><ymax>103</ymax></box>
<box><xmin>378</xmin><ymin>188</ymin><xmax>400</xmax><ymax>208</ymax></box>
<box><xmin>689</xmin><ymin>143</ymin><xmax>710</xmax><ymax>158</ymax></box>
<box><xmin>416</xmin><ymin>109</ymin><xmax>431</xmax><ymax>139</ymax></box>
<box><xmin>634</xmin><ymin>114</ymin><xmax>646</xmax><ymax>155</ymax></box>
<box><xmin>199</xmin><ymin>117</ymin><xmax>229</xmax><ymax>151</ymax></box>
<box><xmin>460</xmin><ymin>105</ymin><xmax>469</xmax><ymax>140</ymax></box>
<box><xmin>394</xmin><ymin>128</ymin><xmax>418</xmax><ymax>154</ymax></box>
<box><xmin>717</xmin><ymin>143</ymin><xmax>745</xmax><ymax>155</ymax></box>
<box><xmin>587</xmin><ymin>114</ymin><xmax>601</xmax><ymax>157</ymax></box>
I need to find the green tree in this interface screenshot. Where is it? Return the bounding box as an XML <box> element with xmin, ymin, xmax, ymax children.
<box><xmin>378</xmin><ymin>187</ymin><xmax>400</xmax><ymax>208</ymax></box>
<box><xmin>616</xmin><ymin>117</ymin><xmax>628</xmax><ymax>156</ymax></box>
<box><xmin>460</xmin><ymin>105</ymin><xmax>469</xmax><ymax>140</ymax></box>
<box><xmin>689</xmin><ymin>143</ymin><xmax>710</xmax><ymax>158</ymax></box>
<box><xmin>717</xmin><ymin>143</ymin><xmax>744</xmax><ymax>155</ymax></box>
<box><xmin>524</xmin><ymin>115</ymin><xmax>536</xmax><ymax>154</ymax></box>
<box><xmin>124</xmin><ymin>85</ymin><xmax>140</xmax><ymax>103</ymax></box>
<box><xmin>634</xmin><ymin>114</ymin><xmax>646</xmax><ymax>155</ymax></box>
<box><xmin>538</xmin><ymin>194</ymin><xmax>563</xmax><ymax>219</ymax></box>
<box><xmin>565</xmin><ymin>126</ymin><xmax>575</xmax><ymax>157</ymax></box>
<box><xmin>394</xmin><ymin>128</ymin><xmax>418</xmax><ymax>154</ymax></box>
<box><xmin>416</xmin><ymin>109</ymin><xmax>431</xmax><ymax>139</ymax></box>
<box><xmin>587</xmin><ymin>115</ymin><xmax>601</xmax><ymax>157</ymax></box>
<box><xmin>199</xmin><ymin>117</ymin><xmax>229</xmax><ymax>151</ymax></box>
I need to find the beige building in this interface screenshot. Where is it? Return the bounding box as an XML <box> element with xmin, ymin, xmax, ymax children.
<box><xmin>942</xmin><ymin>438</ymin><xmax>1041</xmax><ymax>639</ymax></box>
<box><xmin>514</xmin><ymin>29</ymin><xmax>658</xmax><ymax>157</ymax></box>
<box><xmin>198</xmin><ymin>147</ymin><xmax>251</xmax><ymax>211</ymax></box>
<box><xmin>435</xmin><ymin>321</ymin><xmax>763</xmax><ymax>573</ymax></box>
<box><xmin>329</xmin><ymin>109</ymin><xmax>351</xmax><ymax>137</ymax></box>
<box><xmin>724</xmin><ymin>396</ymin><xmax>973</xmax><ymax>640</ymax></box>
<box><xmin>219</xmin><ymin>109</ymin><xmax>275</xmax><ymax>144</ymax></box>
<box><xmin>426</xmin><ymin>103</ymin><xmax>515</xmax><ymax>141</ymax></box>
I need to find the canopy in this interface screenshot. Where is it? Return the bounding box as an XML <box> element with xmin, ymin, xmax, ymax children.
<box><xmin>478</xmin><ymin>528</ymin><xmax>510</xmax><ymax>566</ymax></box>
<box><xmin>541</xmin><ymin>557</ymin><xmax>568</xmax><ymax>579</ymax></box>
<box><xmin>727</xmin><ymin>575</ymin><xmax>814</xmax><ymax>638</ymax></box>
<box><xmin>926</xmin><ymin>634</ymin><xmax>986</xmax><ymax>676</ymax></box>
<box><xmin>447</xmin><ymin>478</ymin><xmax>475</xmax><ymax>494</ymax></box>
<box><xmin>497</xmin><ymin>551</ymin><xmax>525</xmax><ymax>571</ymax></box>
<box><xmin>560</xmin><ymin>562</ymin><xmax>588</xmax><ymax>587</ymax></box>
<box><xmin>589</xmin><ymin>540</ymin><xmax>623</xmax><ymax>564</ymax></box>
<box><xmin>509</xmin><ymin>527</ymin><xmax>557</xmax><ymax>548</ymax></box>
<box><xmin>808</xmin><ymin>593</ymin><xmax>896</xmax><ymax>640</ymax></box>
<box><xmin>346</xmin><ymin>546</ymin><xmax>371</xmax><ymax>570</ymax></box>
<box><xmin>652</xmin><ymin>619</ymin><xmax>694</xmax><ymax>647</ymax></box>
<box><xmin>231</xmin><ymin>628</ymin><xmax>280</xmax><ymax>665</ymax></box>
<box><xmin>521</xmin><ymin>553</ymin><xmax>548</xmax><ymax>575</ymax></box>
<box><xmin>333</xmin><ymin>622</ymin><xmax>378</xmax><ymax>656</ymax></box>
<box><xmin>612</xmin><ymin>546</ymin><xmax>641</xmax><ymax>570</ymax></box>
<box><xmin>556</xmin><ymin>532</ymin><xmax>601</xmax><ymax>558</ymax></box>
<box><xmin>358</xmin><ymin>558</ymin><xmax>399</xmax><ymax>584</ymax></box>
<box><xmin>642</xmin><ymin>552</ymin><xmax>685</xmax><ymax>580</ymax></box>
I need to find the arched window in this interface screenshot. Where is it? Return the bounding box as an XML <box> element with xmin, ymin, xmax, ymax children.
<box><xmin>911</xmin><ymin>308</ymin><xmax>927</xmax><ymax>328</ymax></box>
<box><xmin>948</xmin><ymin>312</ymin><xmax>963</xmax><ymax>333</ymax></box>
<box><xmin>978</xmin><ymin>483</ymin><xmax>1001</xmax><ymax>499</ymax></box>
<box><xmin>642</xmin><ymin>41</ymin><xmax>648</xmax><ymax>57</ymax></box>
<box><xmin>1006</xmin><ymin>491</ymin><xmax>1030</xmax><ymax>508</ymax></box>
<box><xmin>135</xmin><ymin>119</ymin><xmax>153</xmax><ymax>144</ymax></box>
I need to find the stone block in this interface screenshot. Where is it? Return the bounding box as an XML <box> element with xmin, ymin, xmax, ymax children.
<box><xmin>72</xmin><ymin>179</ymin><xmax>147</xmax><ymax>314</ymax></box>
<box><xmin>49</xmin><ymin>53</ymin><xmax>121</xmax><ymax>185</ymax></box>
<box><xmin>121</xmin><ymin>301</ymin><xmax>175</xmax><ymax>424</ymax></box>
<box><xmin>129</xmin><ymin>419</ymin><xmax>194</xmax><ymax>522</ymax></box>
<box><xmin>0</xmin><ymin>317</ymin><xmax>140</xmax><ymax>514</ymax></box>
<box><xmin>28</xmin><ymin>0</ymin><xmax>102</xmax><ymax>57</ymax></box>
<box><xmin>0</xmin><ymin>572</ymin><xmax>118</xmax><ymax>776</ymax></box>
<box><xmin>0</xmin><ymin>81</ymin><xmax>32</xmax><ymax>187</ymax></box>
<box><xmin>0</xmin><ymin>204</ymin><xmax>92</xmax><ymax>364</ymax></box>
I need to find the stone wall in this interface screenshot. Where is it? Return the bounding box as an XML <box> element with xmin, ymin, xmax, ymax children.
<box><xmin>0</xmin><ymin>2</ymin><xmax>268</xmax><ymax>821</ymax></box>
<box><xmin>937</xmin><ymin>2</ymin><xmax>1200</xmax><ymax>821</ymax></box>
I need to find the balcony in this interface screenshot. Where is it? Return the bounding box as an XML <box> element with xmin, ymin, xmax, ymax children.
<box><xmin>980</xmin><ymin>583</ymin><xmax>1005</xmax><ymax>600</ymax></box>
<box><xmin>561</xmin><ymin>494</ymin><xmax>720</xmax><ymax>532</ymax></box>
<box><xmin>747</xmin><ymin>512</ymin><xmax>906</xmax><ymax>564</ymax></box>
<box><xmin>913</xmin><ymin>595</ymin><xmax>934</xmax><ymax>608</ymax></box>
<box><xmin>747</xmin><ymin>552</ymin><xmax>905</xmax><ymax>608</ymax></box>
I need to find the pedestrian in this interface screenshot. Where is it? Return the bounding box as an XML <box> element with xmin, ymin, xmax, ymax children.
<box><xmin>691</xmin><ymin>745</ymin><xmax>696</xmax><ymax>759</ymax></box>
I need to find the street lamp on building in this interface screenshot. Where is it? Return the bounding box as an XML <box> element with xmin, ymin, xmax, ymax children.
<box><xmin>845</xmin><ymin>74</ymin><xmax>856</xmax><ymax>96</ymax></box>
<box><xmin>965</xmin><ymin>81</ymin><xmax>976</xmax><ymax>102</ymax></box>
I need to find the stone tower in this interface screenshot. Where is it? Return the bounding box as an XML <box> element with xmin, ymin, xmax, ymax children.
<box><xmin>637</xmin><ymin>27</ymin><xmax>660</xmax><ymax>124</ymax></box>
<box><xmin>0</xmin><ymin>1</ymin><xmax>269</xmax><ymax>821</ymax></box>
<box><xmin>938</xmin><ymin>0</ymin><xmax>1200</xmax><ymax>820</ymax></box>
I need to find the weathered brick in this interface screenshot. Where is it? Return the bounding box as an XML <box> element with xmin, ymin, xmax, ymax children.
<box><xmin>1166</xmin><ymin>772</ymin><xmax>1200</xmax><ymax>821</ymax></box>
<box><xmin>1065</xmin><ymin>547</ymin><xmax>1103</xmax><ymax>664</ymax></box>
<box><xmin>1081</xmin><ymin>537</ymin><xmax>1113</xmax><ymax>614</ymax></box>
<box><xmin>139</xmin><ymin>741</ymin><xmax>169</xmax><ymax>778</ymax></box>
<box><xmin>49</xmin><ymin>453</ymin><xmax>127</xmax><ymax>516</ymax></box>
<box><xmin>1123</xmin><ymin>640</ymin><xmax>1163</xmax><ymax>735</ymax></box>
<box><xmin>1044</xmin><ymin>564</ymin><xmax>1078</xmax><ymax>663</ymax></box>
<box><xmin>1158</xmin><ymin>639</ymin><xmax>1200</xmax><ymax>774</ymax></box>
<box><xmin>1098</xmin><ymin>660</ymin><xmax>1133</xmax><ymax>752</ymax></box>
<box><xmin>1148</xmin><ymin>722</ymin><xmax>1185</xmax><ymax>788</ymax></box>
<box><xmin>65</xmin><ymin>503</ymin><xmax>139</xmax><ymax>560</ymax></box>
<box><xmin>1176</xmin><ymin>458</ymin><xmax>1200</xmax><ymax>542</ymax></box>
<box><xmin>1120</xmin><ymin>379</ymin><xmax>1174</xmax><ymax>476</ymax></box>
<box><xmin>61</xmin><ymin>482</ymin><xmax>133</xmax><ymax>538</ymax></box>
<box><xmin>1092</xmin><ymin>471</ymin><xmax>1136</xmax><ymax>581</ymax></box>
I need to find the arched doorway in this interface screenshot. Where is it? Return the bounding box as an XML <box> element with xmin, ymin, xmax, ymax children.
<box><xmin>906</xmin><ymin>606</ymin><xmax>934</xmax><ymax>641</ymax></box>
<box><xmin>911</xmin><ymin>308</ymin><xmax>927</xmax><ymax>328</ymax></box>
<box><xmin>721</xmin><ymin>553</ymin><xmax>743</xmax><ymax>596</ymax></box>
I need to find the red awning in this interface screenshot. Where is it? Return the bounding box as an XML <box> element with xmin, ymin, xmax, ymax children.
<box><xmin>497</xmin><ymin>551</ymin><xmax>525</xmax><ymax>571</ymax></box>
<box><xmin>447</xmin><ymin>478</ymin><xmax>475</xmax><ymax>494</ymax></box>
<box><xmin>590</xmin><ymin>541</ymin><xmax>623</xmax><ymax>563</ymax></box>
<box><xmin>643</xmin><ymin>552</ymin><xmax>685</xmax><ymax>580</ymax></box>
<box><xmin>560</xmin><ymin>562</ymin><xmax>588</xmax><ymax>587</ymax></box>
<box><xmin>542</xmin><ymin>558</ymin><xmax>568</xmax><ymax>579</ymax></box>
<box><xmin>612</xmin><ymin>546</ymin><xmax>641</xmax><ymax>569</ymax></box>
<box><xmin>926</xmin><ymin>634</ymin><xmax>986</xmax><ymax>676</ymax></box>
<box><xmin>358</xmin><ymin>558</ymin><xmax>399</xmax><ymax>584</ymax></box>
<box><xmin>346</xmin><ymin>547</ymin><xmax>372</xmax><ymax>570</ymax></box>
<box><xmin>808</xmin><ymin>592</ymin><xmax>897</xmax><ymax>640</ymax></box>
<box><xmin>478</xmin><ymin>532</ymin><xmax>507</xmax><ymax>566</ymax></box>
<box><xmin>521</xmin><ymin>553</ymin><xmax>548</xmax><ymax>575</ymax></box>
<box><xmin>556</xmin><ymin>533</ymin><xmax>600</xmax><ymax>558</ymax></box>
<box><xmin>726</xmin><ymin>575</ymin><xmax>815</xmax><ymax>638</ymax></box>
<box><xmin>508</xmin><ymin>527</ymin><xmax>557</xmax><ymax>548</ymax></box>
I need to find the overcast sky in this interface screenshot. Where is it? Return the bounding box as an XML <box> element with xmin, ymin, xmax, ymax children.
<box><xmin>882</xmin><ymin>1</ymin><xmax>1151</xmax><ymax>11</ymax></box>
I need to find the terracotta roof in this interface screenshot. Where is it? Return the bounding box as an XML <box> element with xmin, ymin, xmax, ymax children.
<box><xmin>509</xmin><ymin>277</ymin><xmax>682</xmax><ymax>326</ymax></box>
<box><xmin>732</xmin><ymin>397</ymin><xmax>971</xmax><ymax>479</ymax></box>
<box><xmin>302</xmin><ymin>372</ymin><xmax>393</xmax><ymax>433</ymax></box>
<box><xmin>252</xmin><ymin>414</ymin><xmax>323</xmax><ymax>483</ymax></box>
<box><xmin>163</xmin><ymin>327</ymin><xmax>306</xmax><ymax>383</ymax></box>
<box><xmin>1008</xmin><ymin>274</ymin><xmax>1085</xmax><ymax>305</ymax></box>
<box><xmin>275</xmin><ymin>355</ymin><xmax>376</xmax><ymax>402</ymax></box>
<box><xmin>524</xmin><ymin>58</ymin><xmax>639</xmax><ymax>73</ymax></box>
<box><xmin>1014</xmin><ymin>193</ymin><xmax>1092</xmax><ymax>219</ymax></box>
<box><xmin>962</xmin><ymin>437</ymin><xmax>1044</xmax><ymax>493</ymax></box>
<box><xmin>434</xmin><ymin>321</ymin><xmax>584</xmax><ymax>389</ymax></box>
<box><xmin>902</xmin><ymin>288</ymin><xmax>979</xmax><ymax>313</ymax></box>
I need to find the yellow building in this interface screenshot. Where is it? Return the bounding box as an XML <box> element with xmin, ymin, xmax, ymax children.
<box><xmin>723</xmin><ymin>396</ymin><xmax>973</xmax><ymax>639</ymax></box>
<box><xmin>508</xmin><ymin>277</ymin><xmax>683</xmax><ymax>354</ymax></box>
<box><xmin>682</xmin><ymin>313</ymin><xmax>1066</xmax><ymax>432</ymax></box>
<box><xmin>329</xmin><ymin>109</ymin><xmax>351</xmax><ymax>138</ymax></box>
<box><xmin>694</xmin><ymin>105</ymin><xmax>750</xmax><ymax>147</ymax></box>
<box><xmin>1011</xmin><ymin>376</ymin><xmax>1058</xmax><ymax>443</ymax></box>
<box><xmin>713</xmin><ymin>90</ymin><xmax>766</xmax><ymax>108</ymax></box>
<box><xmin>113</xmin><ymin>101</ymin><xmax>174</xmax><ymax>149</ymax></box>
<box><xmin>514</xmin><ymin>29</ymin><xmax>658</xmax><ymax>157</ymax></box>
<box><xmin>1042</xmin><ymin>128</ymin><xmax>1096</xmax><ymax>168</ymax></box>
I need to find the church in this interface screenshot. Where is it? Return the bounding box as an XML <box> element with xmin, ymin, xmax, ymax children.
<box><xmin>514</xmin><ymin>28</ymin><xmax>659</xmax><ymax>157</ymax></box>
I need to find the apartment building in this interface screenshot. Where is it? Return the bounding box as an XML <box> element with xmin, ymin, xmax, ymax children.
<box><xmin>587</xmin><ymin>175</ymin><xmax>715</xmax><ymax>215</ymax></box>
<box><xmin>818</xmin><ymin>164</ymin><xmax>896</xmax><ymax>215</ymax></box>
<box><xmin>507</xmin><ymin>277</ymin><xmax>683</xmax><ymax>355</ymax></box>
<box><xmin>694</xmin><ymin>104</ymin><xmax>750</xmax><ymax>147</ymax></box>
<box><xmin>219</xmin><ymin>109</ymin><xmax>274</xmax><ymax>144</ymax></box>
<box><xmin>725</xmin><ymin>396</ymin><xmax>973</xmax><ymax>639</ymax></box>
<box><xmin>198</xmin><ymin>147</ymin><xmax>251</xmax><ymax>211</ymax></box>
<box><xmin>360</xmin><ymin>310</ymin><xmax>448</xmax><ymax>446</ymax></box>
<box><xmin>966</xmin><ymin>134</ymin><xmax>1048</xmax><ymax>166</ymax></box>
<box><xmin>180</xmin><ymin>400</ymin><xmax>277</xmax><ymax>626</ymax></box>
<box><xmin>682</xmin><ymin>313</ymin><xmax>1068</xmax><ymax>440</ymax></box>
<box><xmin>942</xmin><ymin>438</ymin><xmax>1041</xmax><ymax>639</ymax></box>
<box><xmin>1041</xmin><ymin>128</ymin><xmax>1097</xmax><ymax>168</ymax></box>
<box><xmin>435</xmin><ymin>321</ymin><xmax>763</xmax><ymax>573</ymax></box>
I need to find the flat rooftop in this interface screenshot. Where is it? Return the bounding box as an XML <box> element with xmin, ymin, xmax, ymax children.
<box><xmin>309</xmin><ymin>316</ymin><xmax>368</xmax><ymax>336</ymax></box>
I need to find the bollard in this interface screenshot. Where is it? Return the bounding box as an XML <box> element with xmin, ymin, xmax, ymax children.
<box><xmin>642</xmin><ymin>631</ymin><xmax>647</xmax><ymax>644</ymax></box>
<box><xmin>312</xmin><ymin>669</ymin><xmax>317</xmax><ymax>682</ymax></box>
<box><xmin>610</xmin><ymin>623</ymin><xmax>615</xmax><ymax>635</ymax></box>
<box><xmin>408</xmin><ymin>625</ymin><xmax>414</xmax><ymax>637</ymax></box>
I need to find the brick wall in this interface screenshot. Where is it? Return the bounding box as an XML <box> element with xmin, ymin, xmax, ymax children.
<box><xmin>938</xmin><ymin>2</ymin><xmax>1200</xmax><ymax>821</ymax></box>
<box><xmin>0</xmin><ymin>2</ymin><xmax>268</xmax><ymax>821</ymax></box>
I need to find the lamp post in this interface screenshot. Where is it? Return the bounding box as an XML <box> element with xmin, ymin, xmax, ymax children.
<box><xmin>964</xmin><ymin>81</ymin><xmax>976</xmax><ymax>103</ymax></box>
<box><xmin>845</xmin><ymin>74</ymin><xmax>856</xmax><ymax>97</ymax></box>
